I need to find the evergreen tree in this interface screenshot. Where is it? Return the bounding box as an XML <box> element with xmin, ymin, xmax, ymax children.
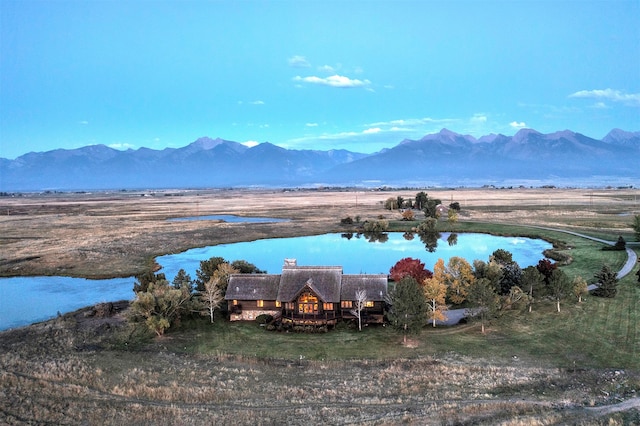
<box><xmin>386</xmin><ymin>277</ymin><xmax>427</xmax><ymax>344</ymax></box>
<box><xmin>195</xmin><ymin>256</ymin><xmax>227</xmax><ymax>292</ymax></box>
<box><xmin>521</xmin><ymin>266</ymin><xmax>546</xmax><ymax>312</ymax></box>
<box><xmin>172</xmin><ymin>269</ymin><xmax>193</xmax><ymax>293</ymax></box>
<box><xmin>592</xmin><ymin>264</ymin><xmax>618</xmax><ymax>298</ymax></box>
<box><xmin>467</xmin><ymin>278</ymin><xmax>500</xmax><ymax>334</ymax></box>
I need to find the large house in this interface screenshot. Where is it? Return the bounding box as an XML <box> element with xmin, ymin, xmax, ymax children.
<box><xmin>224</xmin><ymin>259</ymin><xmax>388</xmax><ymax>327</ymax></box>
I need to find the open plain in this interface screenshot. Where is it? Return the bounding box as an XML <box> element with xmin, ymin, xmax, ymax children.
<box><xmin>1</xmin><ymin>187</ymin><xmax>639</xmax><ymax>424</ymax></box>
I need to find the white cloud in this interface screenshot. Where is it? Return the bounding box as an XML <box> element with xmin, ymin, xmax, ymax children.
<box><xmin>305</xmin><ymin>122</ymin><xmax>318</xmax><ymax>127</ymax></box>
<box><xmin>471</xmin><ymin>114</ymin><xmax>487</xmax><ymax>123</ymax></box>
<box><xmin>509</xmin><ymin>121</ymin><xmax>527</xmax><ymax>129</ymax></box>
<box><xmin>78</xmin><ymin>120</ymin><xmax>89</xmax><ymax>125</ymax></box>
<box><xmin>250</xmin><ymin>100</ymin><xmax>265</xmax><ymax>105</ymax></box>
<box><xmin>288</xmin><ymin>55</ymin><xmax>311</xmax><ymax>68</ymax></box>
<box><xmin>363</xmin><ymin>127</ymin><xmax>382</xmax><ymax>134</ymax></box>
<box><xmin>569</xmin><ymin>88</ymin><xmax>640</xmax><ymax>106</ymax></box>
<box><xmin>317</xmin><ymin>65</ymin><xmax>335</xmax><ymax>74</ymax></box>
<box><xmin>242</xmin><ymin>140</ymin><xmax>260</xmax><ymax>148</ymax></box>
<box><xmin>590</xmin><ymin>102</ymin><xmax>611</xmax><ymax>109</ymax></box>
<box><xmin>367</xmin><ymin>117</ymin><xmax>458</xmax><ymax>128</ymax></box>
<box><xmin>293</xmin><ymin>74</ymin><xmax>371</xmax><ymax>88</ymax></box>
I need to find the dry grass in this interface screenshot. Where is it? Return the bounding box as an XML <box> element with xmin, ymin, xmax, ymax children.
<box><xmin>1</xmin><ymin>312</ymin><xmax>638</xmax><ymax>425</ymax></box>
<box><xmin>1</xmin><ymin>187</ymin><xmax>639</xmax><ymax>424</ymax></box>
<box><xmin>1</xmin><ymin>187</ymin><xmax>638</xmax><ymax>278</ymax></box>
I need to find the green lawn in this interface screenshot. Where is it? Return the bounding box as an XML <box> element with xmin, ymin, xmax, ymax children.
<box><xmin>135</xmin><ymin>228</ymin><xmax>639</xmax><ymax>370</ymax></box>
<box><xmin>161</xmin><ymin>264</ymin><xmax>638</xmax><ymax>369</ymax></box>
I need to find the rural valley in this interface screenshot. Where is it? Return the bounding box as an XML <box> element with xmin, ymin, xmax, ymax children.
<box><xmin>1</xmin><ymin>187</ymin><xmax>639</xmax><ymax>424</ymax></box>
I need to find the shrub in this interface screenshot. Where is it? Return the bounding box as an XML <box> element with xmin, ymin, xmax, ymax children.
<box><xmin>340</xmin><ymin>216</ymin><xmax>354</xmax><ymax>225</ymax></box>
<box><xmin>255</xmin><ymin>314</ymin><xmax>273</xmax><ymax>325</ymax></box>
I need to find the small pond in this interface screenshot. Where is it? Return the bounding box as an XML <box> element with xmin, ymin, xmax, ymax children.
<box><xmin>167</xmin><ymin>214</ymin><xmax>289</xmax><ymax>223</ymax></box>
<box><xmin>0</xmin><ymin>232</ymin><xmax>552</xmax><ymax>331</ymax></box>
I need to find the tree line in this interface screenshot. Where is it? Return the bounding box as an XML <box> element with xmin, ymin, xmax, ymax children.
<box><xmin>386</xmin><ymin>252</ymin><xmax>619</xmax><ymax>339</ymax></box>
<box><xmin>130</xmin><ymin>258</ymin><xmax>264</xmax><ymax>336</ymax></box>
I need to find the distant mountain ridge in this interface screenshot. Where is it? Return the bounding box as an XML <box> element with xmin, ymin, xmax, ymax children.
<box><xmin>1</xmin><ymin>129</ymin><xmax>638</xmax><ymax>191</ymax></box>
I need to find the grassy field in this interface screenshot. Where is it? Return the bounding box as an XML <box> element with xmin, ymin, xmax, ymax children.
<box><xmin>1</xmin><ymin>187</ymin><xmax>639</xmax><ymax>424</ymax></box>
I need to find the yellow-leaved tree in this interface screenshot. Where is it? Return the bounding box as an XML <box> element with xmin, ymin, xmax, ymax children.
<box><xmin>423</xmin><ymin>276</ymin><xmax>448</xmax><ymax>327</ymax></box>
<box><xmin>445</xmin><ymin>256</ymin><xmax>476</xmax><ymax>305</ymax></box>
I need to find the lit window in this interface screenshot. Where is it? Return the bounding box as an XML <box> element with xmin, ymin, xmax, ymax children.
<box><xmin>341</xmin><ymin>301</ymin><xmax>352</xmax><ymax>308</ymax></box>
<box><xmin>365</xmin><ymin>301</ymin><xmax>375</xmax><ymax>308</ymax></box>
<box><xmin>257</xmin><ymin>300</ymin><xmax>264</xmax><ymax>307</ymax></box>
<box><xmin>232</xmin><ymin>300</ymin><xmax>238</xmax><ymax>306</ymax></box>
<box><xmin>323</xmin><ymin>303</ymin><xmax>333</xmax><ymax>310</ymax></box>
<box><xmin>275</xmin><ymin>301</ymin><xmax>281</xmax><ymax>308</ymax></box>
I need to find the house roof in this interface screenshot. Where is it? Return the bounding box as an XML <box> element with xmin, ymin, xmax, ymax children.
<box><xmin>341</xmin><ymin>275</ymin><xmax>388</xmax><ymax>301</ymax></box>
<box><xmin>224</xmin><ymin>264</ymin><xmax>389</xmax><ymax>303</ymax></box>
<box><xmin>225</xmin><ymin>274</ymin><xmax>280</xmax><ymax>301</ymax></box>
<box><xmin>277</xmin><ymin>266</ymin><xmax>343</xmax><ymax>303</ymax></box>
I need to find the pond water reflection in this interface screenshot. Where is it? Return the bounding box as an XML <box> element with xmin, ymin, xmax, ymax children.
<box><xmin>157</xmin><ymin>232</ymin><xmax>552</xmax><ymax>282</ymax></box>
<box><xmin>0</xmin><ymin>232</ymin><xmax>552</xmax><ymax>331</ymax></box>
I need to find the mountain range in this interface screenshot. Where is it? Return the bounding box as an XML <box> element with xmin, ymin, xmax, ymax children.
<box><xmin>1</xmin><ymin>128</ymin><xmax>638</xmax><ymax>191</ymax></box>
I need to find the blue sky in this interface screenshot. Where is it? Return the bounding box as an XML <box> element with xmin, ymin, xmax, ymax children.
<box><xmin>1</xmin><ymin>0</ymin><xmax>639</xmax><ymax>159</ymax></box>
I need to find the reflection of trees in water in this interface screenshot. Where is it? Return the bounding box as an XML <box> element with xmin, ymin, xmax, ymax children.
<box><xmin>416</xmin><ymin>218</ymin><xmax>440</xmax><ymax>252</ymax></box>
<box><xmin>341</xmin><ymin>233</ymin><xmax>353</xmax><ymax>240</ymax></box>
<box><xmin>363</xmin><ymin>232</ymin><xmax>389</xmax><ymax>243</ymax></box>
<box><xmin>447</xmin><ymin>233</ymin><xmax>458</xmax><ymax>246</ymax></box>
<box><xmin>403</xmin><ymin>231</ymin><xmax>415</xmax><ymax>241</ymax></box>
<box><xmin>419</xmin><ymin>231</ymin><xmax>439</xmax><ymax>252</ymax></box>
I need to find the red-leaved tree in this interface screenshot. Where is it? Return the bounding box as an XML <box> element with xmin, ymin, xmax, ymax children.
<box><xmin>536</xmin><ymin>258</ymin><xmax>557</xmax><ymax>286</ymax></box>
<box><xmin>390</xmin><ymin>257</ymin><xmax>433</xmax><ymax>284</ymax></box>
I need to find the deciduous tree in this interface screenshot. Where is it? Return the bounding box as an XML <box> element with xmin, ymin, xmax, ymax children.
<box><xmin>422</xmin><ymin>276</ymin><xmax>448</xmax><ymax>327</ymax></box>
<box><xmin>350</xmin><ymin>288</ymin><xmax>367</xmax><ymax>331</ymax></box>
<box><xmin>130</xmin><ymin>279</ymin><xmax>195</xmax><ymax>336</ymax></box>
<box><xmin>572</xmin><ymin>275</ymin><xmax>588</xmax><ymax>303</ymax></box>
<box><xmin>447</xmin><ymin>208</ymin><xmax>458</xmax><ymax>230</ymax></box>
<box><xmin>548</xmin><ymin>268</ymin><xmax>572</xmax><ymax>312</ymax></box>
<box><xmin>401</xmin><ymin>209</ymin><xmax>415</xmax><ymax>221</ymax></box>
<box><xmin>200</xmin><ymin>276</ymin><xmax>224</xmax><ymax>323</ymax></box>
<box><xmin>445</xmin><ymin>256</ymin><xmax>475</xmax><ymax>305</ymax></box>
<box><xmin>536</xmin><ymin>258</ymin><xmax>557</xmax><ymax>287</ymax></box>
<box><xmin>389</xmin><ymin>257</ymin><xmax>433</xmax><ymax>284</ymax></box>
<box><xmin>415</xmin><ymin>191</ymin><xmax>428</xmax><ymax>211</ymax></box>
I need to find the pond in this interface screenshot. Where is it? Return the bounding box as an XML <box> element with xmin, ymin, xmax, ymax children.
<box><xmin>156</xmin><ymin>232</ymin><xmax>552</xmax><ymax>283</ymax></box>
<box><xmin>167</xmin><ymin>214</ymin><xmax>289</xmax><ymax>223</ymax></box>
<box><xmin>0</xmin><ymin>232</ymin><xmax>552</xmax><ymax>331</ymax></box>
<box><xmin>0</xmin><ymin>276</ymin><xmax>134</xmax><ymax>331</ymax></box>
